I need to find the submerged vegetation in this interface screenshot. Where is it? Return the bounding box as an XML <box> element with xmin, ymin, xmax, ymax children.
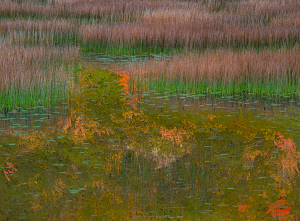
<box><xmin>0</xmin><ymin>44</ymin><xmax>79</xmax><ymax>110</ymax></box>
<box><xmin>1</xmin><ymin>69</ymin><xmax>300</xmax><ymax>219</ymax></box>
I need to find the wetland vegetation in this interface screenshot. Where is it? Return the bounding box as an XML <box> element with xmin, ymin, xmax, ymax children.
<box><xmin>1</xmin><ymin>0</ymin><xmax>300</xmax><ymax>220</ymax></box>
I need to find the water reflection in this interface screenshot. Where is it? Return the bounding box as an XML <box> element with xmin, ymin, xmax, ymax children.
<box><xmin>1</xmin><ymin>68</ymin><xmax>300</xmax><ymax>220</ymax></box>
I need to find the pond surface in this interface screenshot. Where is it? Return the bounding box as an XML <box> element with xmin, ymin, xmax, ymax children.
<box><xmin>1</xmin><ymin>68</ymin><xmax>300</xmax><ymax>220</ymax></box>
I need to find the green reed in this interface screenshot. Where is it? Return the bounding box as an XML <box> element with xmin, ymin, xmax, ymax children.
<box><xmin>0</xmin><ymin>82</ymin><xmax>69</xmax><ymax>112</ymax></box>
<box><xmin>131</xmin><ymin>74</ymin><xmax>300</xmax><ymax>98</ymax></box>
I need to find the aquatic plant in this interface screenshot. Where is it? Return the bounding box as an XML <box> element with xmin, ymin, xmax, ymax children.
<box><xmin>126</xmin><ymin>48</ymin><xmax>300</xmax><ymax>96</ymax></box>
<box><xmin>1</xmin><ymin>68</ymin><xmax>300</xmax><ymax>220</ymax></box>
<box><xmin>2</xmin><ymin>0</ymin><xmax>300</xmax><ymax>219</ymax></box>
<box><xmin>0</xmin><ymin>44</ymin><xmax>79</xmax><ymax>110</ymax></box>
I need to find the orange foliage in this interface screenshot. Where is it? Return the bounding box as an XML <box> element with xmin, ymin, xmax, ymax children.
<box><xmin>275</xmin><ymin>133</ymin><xmax>296</xmax><ymax>152</ymax></box>
<box><xmin>110</xmin><ymin>69</ymin><xmax>139</xmax><ymax>110</ymax></box>
<box><xmin>160</xmin><ymin>127</ymin><xmax>186</xmax><ymax>143</ymax></box>
<box><xmin>3</xmin><ymin>158</ymin><xmax>17</xmax><ymax>182</ymax></box>
<box><xmin>62</xmin><ymin>116</ymin><xmax>72</xmax><ymax>131</ymax></box>
<box><xmin>209</xmin><ymin>115</ymin><xmax>216</xmax><ymax>121</ymax></box>
<box><xmin>113</xmin><ymin>70</ymin><xmax>131</xmax><ymax>95</ymax></box>
<box><xmin>74</xmin><ymin>117</ymin><xmax>86</xmax><ymax>137</ymax></box>
<box><xmin>60</xmin><ymin>115</ymin><xmax>86</xmax><ymax>137</ymax></box>
<box><xmin>266</xmin><ymin>198</ymin><xmax>292</xmax><ymax>219</ymax></box>
<box><xmin>127</xmin><ymin>95</ymin><xmax>139</xmax><ymax>110</ymax></box>
<box><xmin>275</xmin><ymin>133</ymin><xmax>300</xmax><ymax>176</ymax></box>
<box><xmin>238</xmin><ymin>204</ymin><xmax>250</xmax><ymax>213</ymax></box>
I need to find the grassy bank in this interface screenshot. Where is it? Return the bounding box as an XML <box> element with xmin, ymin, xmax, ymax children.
<box><xmin>0</xmin><ymin>44</ymin><xmax>79</xmax><ymax>111</ymax></box>
<box><xmin>130</xmin><ymin>76</ymin><xmax>300</xmax><ymax>98</ymax></box>
<box><xmin>126</xmin><ymin>48</ymin><xmax>300</xmax><ymax>96</ymax></box>
<box><xmin>0</xmin><ymin>0</ymin><xmax>300</xmax><ymax>110</ymax></box>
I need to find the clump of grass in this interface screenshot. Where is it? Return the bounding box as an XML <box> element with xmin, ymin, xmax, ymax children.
<box><xmin>0</xmin><ymin>44</ymin><xmax>79</xmax><ymax>110</ymax></box>
<box><xmin>126</xmin><ymin>48</ymin><xmax>300</xmax><ymax>96</ymax></box>
<box><xmin>0</xmin><ymin>0</ymin><xmax>170</xmax><ymax>22</ymax></box>
<box><xmin>0</xmin><ymin>19</ymin><xmax>78</xmax><ymax>46</ymax></box>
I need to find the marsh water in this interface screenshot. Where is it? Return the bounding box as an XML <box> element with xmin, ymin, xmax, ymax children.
<box><xmin>1</xmin><ymin>61</ymin><xmax>300</xmax><ymax>220</ymax></box>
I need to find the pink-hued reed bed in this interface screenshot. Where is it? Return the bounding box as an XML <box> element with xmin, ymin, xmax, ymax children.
<box><xmin>1</xmin><ymin>0</ymin><xmax>300</xmax><ymax>110</ymax></box>
<box><xmin>125</xmin><ymin>48</ymin><xmax>300</xmax><ymax>96</ymax></box>
<box><xmin>0</xmin><ymin>43</ymin><xmax>79</xmax><ymax>109</ymax></box>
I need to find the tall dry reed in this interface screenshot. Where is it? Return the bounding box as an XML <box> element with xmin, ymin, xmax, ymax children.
<box><xmin>0</xmin><ymin>0</ymin><xmax>177</xmax><ymax>22</ymax></box>
<box><xmin>2</xmin><ymin>15</ymin><xmax>299</xmax><ymax>50</ymax></box>
<box><xmin>77</xmin><ymin>0</ymin><xmax>300</xmax><ymax>50</ymax></box>
<box><xmin>126</xmin><ymin>48</ymin><xmax>300</xmax><ymax>83</ymax></box>
<box><xmin>0</xmin><ymin>44</ymin><xmax>79</xmax><ymax>92</ymax></box>
<box><xmin>0</xmin><ymin>19</ymin><xmax>78</xmax><ymax>45</ymax></box>
<box><xmin>80</xmin><ymin>20</ymin><xmax>300</xmax><ymax>49</ymax></box>
<box><xmin>1</xmin><ymin>0</ymin><xmax>300</xmax><ymax>50</ymax></box>
<box><xmin>0</xmin><ymin>19</ymin><xmax>77</xmax><ymax>33</ymax></box>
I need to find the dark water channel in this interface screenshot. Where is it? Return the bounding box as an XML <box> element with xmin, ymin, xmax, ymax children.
<box><xmin>1</xmin><ymin>67</ymin><xmax>300</xmax><ymax>220</ymax></box>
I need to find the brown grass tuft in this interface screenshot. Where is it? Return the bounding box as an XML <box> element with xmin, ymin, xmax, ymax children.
<box><xmin>0</xmin><ymin>0</ymin><xmax>176</xmax><ymax>22</ymax></box>
<box><xmin>126</xmin><ymin>48</ymin><xmax>300</xmax><ymax>83</ymax></box>
<box><xmin>80</xmin><ymin>20</ymin><xmax>300</xmax><ymax>49</ymax></box>
<box><xmin>0</xmin><ymin>19</ymin><xmax>77</xmax><ymax>45</ymax></box>
<box><xmin>0</xmin><ymin>44</ymin><xmax>79</xmax><ymax>92</ymax></box>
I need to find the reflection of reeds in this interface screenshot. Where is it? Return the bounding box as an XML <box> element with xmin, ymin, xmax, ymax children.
<box><xmin>0</xmin><ymin>44</ymin><xmax>79</xmax><ymax>109</ymax></box>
